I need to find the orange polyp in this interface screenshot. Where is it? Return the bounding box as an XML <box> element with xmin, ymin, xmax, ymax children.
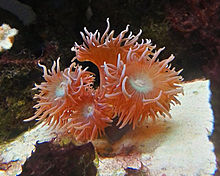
<box><xmin>72</xmin><ymin>18</ymin><xmax>155</xmax><ymax>87</ymax></box>
<box><xmin>103</xmin><ymin>48</ymin><xmax>183</xmax><ymax>129</ymax></box>
<box><xmin>24</xmin><ymin>58</ymin><xmax>94</xmax><ymax>129</ymax></box>
<box><xmin>63</xmin><ymin>87</ymin><xmax>114</xmax><ymax>142</ymax></box>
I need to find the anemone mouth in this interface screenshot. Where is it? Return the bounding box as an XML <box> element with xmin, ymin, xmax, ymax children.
<box><xmin>128</xmin><ymin>74</ymin><xmax>153</xmax><ymax>94</ymax></box>
<box><xmin>83</xmin><ymin>104</ymin><xmax>95</xmax><ymax>118</ymax></box>
<box><xmin>55</xmin><ymin>81</ymin><xmax>67</xmax><ymax>97</ymax></box>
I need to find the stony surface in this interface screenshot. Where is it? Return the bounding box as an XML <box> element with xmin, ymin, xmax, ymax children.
<box><xmin>95</xmin><ymin>80</ymin><xmax>217</xmax><ymax>176</ymax></box>
<box><xmin>0</xmin><ymin>123</ymin><xmax>56</xmax><ymax>175</ymax></box>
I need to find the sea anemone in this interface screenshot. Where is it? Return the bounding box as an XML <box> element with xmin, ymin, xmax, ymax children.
<box><xmin>103</xmin><ymin>47</ymin><xmax>183</xmax><ymax>129</ymax></box>
<box><xmin>24</xmin><ymin>58</ymin><xmax>94</xmax><ymax>128</ymax></box>
<box><xmin>26</xmin><ymin>19</ymin><xmax>184</xmax><ymax>143</ymax></box>
<box><xmin>62</xmin><ymin>87</ymin><xmax>113</xmax><ymax>142</ymax></box>
<box><xmin>72</xmin><ymin>18</ymin><xmax>155</xmax><ymax>86</ymax></box>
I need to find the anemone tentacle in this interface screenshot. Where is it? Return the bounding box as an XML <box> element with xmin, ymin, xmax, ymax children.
<box><xmin>72</xmin><ymin>18</ymin><xmax>156</xmax><ymax>87</ymax></box>
<box><xmin>103</xmin><ymin>48</ymin><xmax>183</xmax><ymax>129</ymax></box>
<box><xmin>24</xmin><ymin>58</ymin><xmax>94</xmax><ymax>130</ymax></box>
<box><xmin>62</xmin><ymin>87</ymin><xmax>114</xmax><ymax>142</ymax></box>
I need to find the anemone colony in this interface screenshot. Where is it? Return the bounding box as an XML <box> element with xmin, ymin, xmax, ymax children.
<box><xmin>25</xmin><ymin>19</ymin><xmax>183</xmax><ymax>143</ymax></box>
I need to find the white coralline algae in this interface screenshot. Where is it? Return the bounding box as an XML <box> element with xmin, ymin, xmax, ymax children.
<box><xmin>0</xmin><ymin>24</ymin><xmax>18</xmax><ymax>52</ymax></box>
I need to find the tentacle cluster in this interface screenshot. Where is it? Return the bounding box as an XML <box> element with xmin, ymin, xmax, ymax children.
<box><xmin>72</xmin><ymin>18</ymin><xmax>155</xmax><ymax>65</ymax></box>
<box><xmin>72</xmin><ymin>18</ymin><xmax>156</xmax><ymax>87</ymax></box>
<box><xmin>25</xmin><ymin>57</ymin><xmax>113</xmax><ymax>142</ymax></box>
<box><xmin>103</xmin><ymin>48</ymin><xmax>183</xmax><ymax>129</ymax></box>
<box><xmin>62</xmin><ymin>87</ymin><xmax>113</xmax><ymax>142</ymax></box>
<box><xmin>24</xmin><ymin>58</ymin><xmax>94</xmax><ymax>127</ymax></box>
<box><xmin>27</xmin><ymin>19</ymin><xmax>184</xmax><ymax>143</ymax></box>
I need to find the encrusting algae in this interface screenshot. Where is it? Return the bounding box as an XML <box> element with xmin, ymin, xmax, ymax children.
<box><xmin>0</xmin><ymin>24</ymin><xmax>18</xmax><ymax>52</ymax></box>
<box><xmin>24</xmin><ymin>18</ymin><xmax>183</xmax><ymax>143</ymax></box>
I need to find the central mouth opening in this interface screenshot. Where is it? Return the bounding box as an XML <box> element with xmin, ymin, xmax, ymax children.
<box><xmin>133</xmin><ymin>79</ymin><xmax>145</xmax><ymax>88</ymax></box>
<box><xmin>83</xmin><ymin>104</ymin><xmax>94</xmax><ymax>118</ymax></box>
<box><xmin>55</xmin><ymin>82</ymin><xmax>66</xmax><ymax>97</ymax></box>
<box><xmin>129</xmin><ymin>74</ymin><xmax>153</xmax><ymax>93</ymax></box>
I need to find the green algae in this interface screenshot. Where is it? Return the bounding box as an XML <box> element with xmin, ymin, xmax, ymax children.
<box><xmin>141</xmin><ymin>19</ymin><xmax>170</xmax><ymax>46</ymax></box>
<box><xmin>0</xmin><ymin>66</ymin><xmax>36</xmax><ymax>144</ymax></box>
